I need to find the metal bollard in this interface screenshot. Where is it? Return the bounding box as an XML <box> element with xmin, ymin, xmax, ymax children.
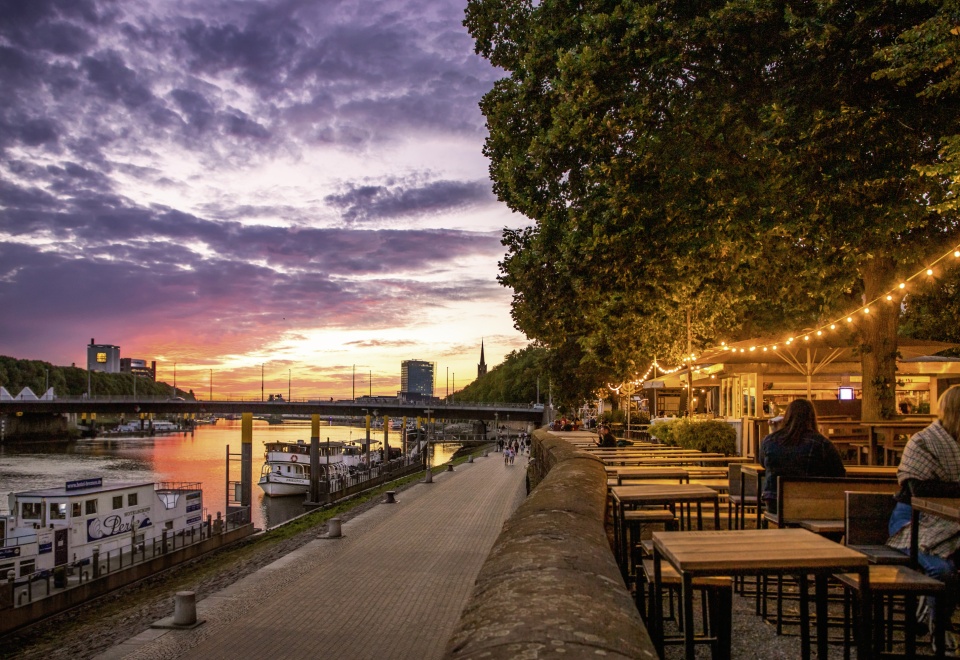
<box><xmin>446</xmin><ymin>463</ymin><xmax>454</xmax><ymax>472</ymax></box>
<box><xmin>385</xmin><ymin>491</ymin><xmax>397</xmax><ymax>504</ymax></box>
<box><xmin>173</xmin><ymin>591</ymin><xmax>198</xmax><ymax>626</ymax></box>
<box><xmin>467</xmin><ymin>455</ymin><xmax>474</xmax><ymax>463</ymax></box>
<box><xmin>483</xmin><ymin>450</ymin><xmax>488</xmax><ymax>458</ymax></box>
<box><xmin>326</xmin><ymin>517</ymin><xmax>343</xmax><ymax>538</ymax></box>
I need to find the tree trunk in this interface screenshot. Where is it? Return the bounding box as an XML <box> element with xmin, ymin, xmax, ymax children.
<box><xmin>859</xmin><ymin>258</ymin><xmax>899</xmax><ymax>422</ymax></box>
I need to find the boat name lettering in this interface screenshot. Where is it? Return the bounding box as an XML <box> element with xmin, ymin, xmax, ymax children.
<box><xmin>66</xmin><ymin>478</ymin><xmax>103</xmax><ymax>491</ymax></box>
<box><xmin>39</xmin><ymin>542</ymin><xmax>52</xmax><ymax>554</ymax></box>
<box><xmin>186</xmin><ymin>491</ymin><xmax>201</xmax><ymax>500</ymax></box>
<box><xmin>186</xmin><ymin>503</ymin><xmax>201</xmax><ymax>513</ymax></box>
<box><xmin>186</xmin><ymin>515</ymin><xmax>202</xmax><ymax>525</ymax></box>
<box><xmin>87</xmin><ymin>514</ymin><xmax>153</xmax><ymax>542</ymax></box>
<box><xmin>0</xmin><ymin>547</ymin><xmax>21</xmax><ymax>559</ymax></box>
<box><xmin>125</xmin><ymin>507</ymin><xmax>151</xmax><ymax>516</ymax></box>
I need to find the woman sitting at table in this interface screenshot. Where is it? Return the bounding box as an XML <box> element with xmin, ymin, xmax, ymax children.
<box><xmin>887</xmin><ymin>385</ymin><xmax>960</xmax><ymax>649</ymax></box>
<box><xmin>596</xmin><ymin>424</ymin><xmax>617</xmax><ymax>448</ymax></box>
<box><xmin>758</xmin><ymin>398</ymin><xmax>846</xmax><ymax>512</ymax></box>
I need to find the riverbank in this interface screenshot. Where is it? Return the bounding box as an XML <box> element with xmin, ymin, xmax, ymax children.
<box><xmin>0</xmin><ymin>455</ymin><xmax>477</xmax><ymax>660</ymax></box>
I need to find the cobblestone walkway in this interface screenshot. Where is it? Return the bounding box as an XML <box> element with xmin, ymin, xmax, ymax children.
<box><xmin>98</xmin><ymin>454</ymin><xmax>527</xmax><ymax>660</ymax></box>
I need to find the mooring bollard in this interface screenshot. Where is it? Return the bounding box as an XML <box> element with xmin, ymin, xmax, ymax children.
<box><xmin>385</xmin><ymin>491</ymin><xmax>397</xmax><ymax>504</ymax></box>
<box><xmin>173</xmin><ymin>591</ymin><xmax>198</xmax><ymax>626</ymax></box>
<box><xmin>446</xmin><ymin>463</ymin><xmax>454</xmax><ymax>472</ymax></box>
<box><xmin>326</xmin><ymin>517</ymin><xmax>343</xmax><ymax>538</ymax></box>
<box><xmin>467</xmin><ymin>455</ymin><xmax>474</xmax><ymax>463</ymax></box>
<box><xmin>483</xmin><ymin>449</ymin><xmax>488</xmax><ymax>458</ymax></box>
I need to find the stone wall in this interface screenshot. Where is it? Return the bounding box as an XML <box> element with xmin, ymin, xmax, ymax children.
<box><xmin>445</xmin><ymin>430</ymin><xmax>656</xmax><ymax>659</ymax></box>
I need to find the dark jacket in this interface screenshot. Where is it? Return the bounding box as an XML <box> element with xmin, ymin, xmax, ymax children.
<box><xmin>597</xmin><ymin>430</ymin><xmax>617</xmax><ymax>448</ymax></box>
<box><xmin>758</xmin><ymin>429</ymin><xmax>846</xmax><ymax>506</ymax></box>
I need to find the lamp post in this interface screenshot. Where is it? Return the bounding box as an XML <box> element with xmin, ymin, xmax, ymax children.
<box><xmin>210</xmin><ymin>369</ymin><xmax>213</xmax><ymax>402</ymax></box>
<box><xmin>288</xmin><ymin>369</ymin><xmax>291</xmax><ymax>402</ymax></box>
<box><xmin>173</xmin><ymin>362</ymin><xmax>177</xmax><ymax>398</ymax></box>
<box><xmin>261</xmin><ymin>363</ymin><xmax>264</xmax><ymax>402</ymax></box>
<box><xmin>44</xmin><ymin>368</ymin><xmax>48</xmax><ymax>394</ymax></box>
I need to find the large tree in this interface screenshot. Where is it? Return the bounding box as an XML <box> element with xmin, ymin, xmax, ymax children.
<box><xmin>466</xmin><ymin>0</ymin><xmax>960</xmax><ymax>419</ymax></box>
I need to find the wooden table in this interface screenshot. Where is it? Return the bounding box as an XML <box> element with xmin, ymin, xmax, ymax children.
<box><xmin>610</xmin><ymin>484</ymin><xmax>721</xmax><ymax>569</ymax></box>
<box><xmin>860</xmin><ymin>419</ymin><xmax>932</xmax><ymax>465</ymax></box>
<box><xmin>604</xmin><ymin>465</ymin><xmax>689</xmax><ymax>485</ymax></box>
<box><xmin>652</xmin><ymin>528</ymin><xmax>871</xmax><ymax>660</ymax></box>
<box><xmin>603</xmin><ymin>455</ymin><xmax>749</xmax><ymax>467</ymax></box>
<box><xmin>909</xmin><ymin>497</ymin><xmax>960</xmax><ymax>566</ymax></box>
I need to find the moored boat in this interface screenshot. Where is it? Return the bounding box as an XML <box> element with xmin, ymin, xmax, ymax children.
<box><xmin>257</xmin><ymin>439</ymin><xmax>378</xmax><ymax>496</ymax></box>
<box><xmin>0</xmin><ymin>478</ymin><xmax>202</xmax><ymax>579</ymax></box>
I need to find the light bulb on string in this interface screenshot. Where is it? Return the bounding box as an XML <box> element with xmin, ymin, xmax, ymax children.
<box><xmin>899</xmin><ymin>283</ymin><xmax>906</xmax><ymax>289</ymax></box>
<box><xmin>864</xmin><ymin>307</ymin><xmax>870</xmax><ymax>314</ymax></box>
<box><xmin>927</xmin><ymin>269</ymin><xmax>933</xmax><ymax>276</ymax></box>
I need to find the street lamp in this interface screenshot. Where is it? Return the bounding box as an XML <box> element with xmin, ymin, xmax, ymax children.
<box><xmin>261</xmin><ymin>363</ymin><xmax>264</xmax><ymax>402</ymax></box>
<box><xmin>288</xmin><ymin>368</ymin><xmax>291</xmax><ymax>401</ymax></box>
<box><xmin>173</xmin><ymin>362</ymin><xmax>177</xmax><ymax>398</ymax></box>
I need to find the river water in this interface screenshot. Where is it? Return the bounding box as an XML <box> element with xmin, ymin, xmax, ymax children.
<box><xmin>0</xmin><ymin>419</ymin><xmax>461</xmax><ymax>530</ymax></box>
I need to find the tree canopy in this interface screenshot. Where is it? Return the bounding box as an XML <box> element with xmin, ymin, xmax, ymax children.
<box><xmin>466</xmin><ymin>0</ymin><xmax>960</xmax><ymax>418</ymax></box>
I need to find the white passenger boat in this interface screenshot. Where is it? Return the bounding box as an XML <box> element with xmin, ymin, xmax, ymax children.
<box><xmin>0</xmin><ymin>478</ymin><xmax>203</xmax><ymax>579</ymax></box>
<box><xmin>257</xmin><ymin>439</ymin><xmax>378</xmax><ymax>497</ymax></box>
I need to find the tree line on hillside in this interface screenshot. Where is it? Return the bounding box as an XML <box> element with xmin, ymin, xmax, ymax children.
<box><xmin>0</xmin><ymin>355</ymin><xmax>192</xmax><ymax>399</ymax></box>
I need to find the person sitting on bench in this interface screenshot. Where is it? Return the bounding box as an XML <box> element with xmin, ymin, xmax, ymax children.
<box><xmin>758</xmin><ymin>398</ymin><xmax>846</xmax><ymax>512</ymax></box>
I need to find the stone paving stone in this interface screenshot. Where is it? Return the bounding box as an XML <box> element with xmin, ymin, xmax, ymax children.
<box><xmin>102</xmin><ymin>456</ymin><xmax>527</xmax><ymax>660</ymax></box>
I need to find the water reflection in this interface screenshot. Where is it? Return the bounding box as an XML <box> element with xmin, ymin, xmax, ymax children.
<box><xmin>0</xmin><ymin>420</ymin><xmax>459</xmax><ymax>530</ymax></box>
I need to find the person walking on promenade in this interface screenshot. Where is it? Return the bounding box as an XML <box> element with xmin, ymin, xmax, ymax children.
<box><xmin>887</xmin><ymin>385</ymin><xmax>960</xmax><ymax>652</ymax></box>
<box><xmin>504</xmin><ymin>447</ymin><xmax>510</xmax><ymax>466</ymax></box>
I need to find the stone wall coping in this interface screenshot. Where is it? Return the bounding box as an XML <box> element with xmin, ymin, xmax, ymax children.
<box><xmin>444</xmin><ymin>429</ymin><xmax>657</xmax><ymax>659</ymax></box>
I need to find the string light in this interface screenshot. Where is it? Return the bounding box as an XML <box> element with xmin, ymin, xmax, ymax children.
<box><xmin>706</xmin><ymin>241</ymin><xmax>960</xmax><ymax>356</ymax></box>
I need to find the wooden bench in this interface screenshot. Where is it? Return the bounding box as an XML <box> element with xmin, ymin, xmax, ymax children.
<box><xmin>765</xmin><ymin>476</ymin><xmax>899</xmax><ymax>536</ymax></box>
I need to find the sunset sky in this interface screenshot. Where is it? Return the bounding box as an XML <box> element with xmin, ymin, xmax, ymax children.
<box><xmin>0</xmin><ymin>0</ymin><xmax>530</xmax><ymax>399</ymax></box>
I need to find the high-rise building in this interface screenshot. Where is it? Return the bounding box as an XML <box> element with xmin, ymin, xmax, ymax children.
<box><xmin>478</xmin><ymin>340</ymin><xmax>488</xmax><ymax>379</ymax></box>
<box><xmin>120</xmin><ymin>358</ymin><xmax>157</xmax><ymax>380</ymax></box>
<box><xmin>401</xmin><ymin>360</ymin><xmax>435</xmax><ymax>397</ymax></box>
<box><xmin>87</xmin><ymin>338</ymin><xmax>120</xmax><ymax>373</ymax></box>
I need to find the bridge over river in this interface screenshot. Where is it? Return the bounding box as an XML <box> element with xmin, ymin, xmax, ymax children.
<box><xmin>0</xmin><ymin>398</ymin><xmax>546</xmax><ymax>423</ymax></box>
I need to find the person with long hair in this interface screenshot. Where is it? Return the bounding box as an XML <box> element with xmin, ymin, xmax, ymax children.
<box><xmin>758</xmin><ymin>398</ymin><xmax>846</xmax><ymax>511</ymax></box>
<box><xmin>887</xmin><ymin>385</ymin><xmax>960</xmax><ymax>652</ymax></box>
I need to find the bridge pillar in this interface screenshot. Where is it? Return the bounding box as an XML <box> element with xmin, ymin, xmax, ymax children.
<box><xmin>309</xmin><ymin>414</ymin><xmax>321</xmax><ymax>504</ymax></box>
<box><xmin>240</xmin><ymin>412</ymin><xmax>253</xmax><ymax>524</ymax></box>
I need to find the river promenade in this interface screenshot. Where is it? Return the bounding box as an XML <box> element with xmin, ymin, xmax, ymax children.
<box><xmin>97</xmin><ymin>452</ymin><xmax>527</xmax><ymax>660</ymax></box>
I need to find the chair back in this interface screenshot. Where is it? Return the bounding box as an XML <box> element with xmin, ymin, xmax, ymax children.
<box><xmin>845</xmin><ymin>491</ymin><xmax>898</xmax><ymax>546</ymax></box>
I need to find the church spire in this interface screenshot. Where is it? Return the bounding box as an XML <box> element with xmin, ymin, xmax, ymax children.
<box><xmin>477</xmin><ymin>339</ymin><xmax>488</xmax><ymax>378</ymax></box>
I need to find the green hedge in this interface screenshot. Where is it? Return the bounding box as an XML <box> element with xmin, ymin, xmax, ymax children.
<box><xmin>648</xmin><ymin>419</ymin><xmax>736</xmax><ymax>455</ymax></box>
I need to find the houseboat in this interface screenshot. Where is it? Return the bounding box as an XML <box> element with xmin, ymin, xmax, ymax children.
<box><xmin>0</xmin><ymin>478</ymin><xmax>203</xmax><ymax>579</ymax></box>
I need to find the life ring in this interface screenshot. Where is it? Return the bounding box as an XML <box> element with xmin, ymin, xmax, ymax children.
<box><xmin>290</xmin><ymin>455</ymin><xmax>298</xmax><ymax>462</ymax></box>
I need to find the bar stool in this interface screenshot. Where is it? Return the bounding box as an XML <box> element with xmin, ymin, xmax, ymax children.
<box><xmin>836</xmin><ymin>565</ymin><xmax>947</xmax><ymax>659</ymax></box>
<box><xmin>637</xmin><ymin>559</ymin><xmax>732</xmax><ymax>659</ymax></box>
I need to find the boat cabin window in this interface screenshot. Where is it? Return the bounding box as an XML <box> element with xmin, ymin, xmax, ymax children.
<box><xmin>85</xmin><ymin>499</ymin><xmax>97</xmax><ymax>515</ymax></box>
<box><xmin>49</xmin><ymin>503</ymin><xmax>67</xmax><ymax>520</ymax></box>
<box><xmin>19</xmin><ymin>559</ymin><xmax>35</xmax><ymax>577</ymax></box>
<box><xmin>112</xmin><ymin>495</ymin><xmax>123</xmax><ymax>510</ymax></box>
<box><xmin>21</xmin><ymin>502</ymin><xmax>41</xmax><ymax>520</ymax></box>
<box><xmin>72</xmin><ymin>502</ymin><xmax>82</xmax><ymax>517</ymax></box>
<box><xmin>128</xmin><ymin>493</ymin><xmax>138</xmax><ymax>506</ymax></box>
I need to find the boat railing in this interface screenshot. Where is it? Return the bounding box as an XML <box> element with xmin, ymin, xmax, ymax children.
<box><xmin>154</xmin><ymin>481</ymin><xmax>202</xmax><ymax>493</ymax></box>
<box><xmin>1</xmin><ymin>532</ymin><xmax>39</xmax><ymax>548</ymax></box>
